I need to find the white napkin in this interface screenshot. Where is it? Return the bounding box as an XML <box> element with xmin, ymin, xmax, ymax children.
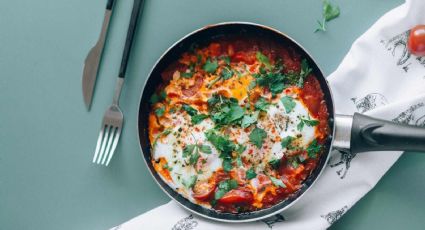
<box><xmin>112</xmin><ymin>0</ymin><xmax>425</xmax><ymax>229</ymax></box>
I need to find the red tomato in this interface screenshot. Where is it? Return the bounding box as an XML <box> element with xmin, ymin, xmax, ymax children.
<box><xmin>218</xmin><ymin>189</ymin><xmax>254</xmax><ymax>204</ymax></box>
<box><xmin>232</xmin><ymin>52</ymin><xmax>256</xmax><ymax>65</ymax></box>
<box><xmin>182</xmin><ymin>75</ymin><xmax>203</xmax><ymax>97</ymax></box>
<box><xmin>408</xmin><ymin>25</ymin><xmax>425</xmax><ymax>56</ymax></box>
<box><xmin>192</xmin><ymin>181</ymin><xmax>215</xmax><ymax>201</ymax></box>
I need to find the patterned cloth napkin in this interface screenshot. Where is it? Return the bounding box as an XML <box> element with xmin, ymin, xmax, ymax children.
<box><xmin>112</xmin><ymin>0</ymin><xmax>425</xmax><ymax>229</ymax></box>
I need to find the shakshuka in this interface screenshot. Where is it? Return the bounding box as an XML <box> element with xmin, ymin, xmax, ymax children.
<box><xmin>148</xmin><ymin>36</ymin><xmax>330</xmax><ymax>213</ymax></box>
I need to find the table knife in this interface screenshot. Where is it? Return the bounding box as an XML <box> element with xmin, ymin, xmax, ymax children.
<box><xmin>82</xmin><ymin>0</ymin><xmax>116</xmax><ymax>111</ymax></box>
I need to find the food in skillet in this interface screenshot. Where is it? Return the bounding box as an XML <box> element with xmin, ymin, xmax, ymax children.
<box><xmin>148</xmin><ymin>37</ymin><xmax>330</xmax><ymax>213</ymax></box>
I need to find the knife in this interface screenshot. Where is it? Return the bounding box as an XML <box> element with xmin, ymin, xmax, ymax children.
<box><xmin>82</xmin><ymin>0</ymin><xmax>116</xmax><ymax>111</ymax></box>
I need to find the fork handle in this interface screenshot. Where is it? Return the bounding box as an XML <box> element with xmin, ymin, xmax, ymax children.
<box><xmin>118</xmin><ymin>0</ymin><xmax>144</xmax><ymax>78</ymax></box>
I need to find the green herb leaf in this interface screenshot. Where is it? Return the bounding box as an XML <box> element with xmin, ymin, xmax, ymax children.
<box><xmin>181</xmin><ymin>72</ymin><xmax>194</xmax><ymax>78</ymax></box>
<box><xmin>269</xmin><ymin>159</ymin><xmax>281</xmax><ymax>170</ymax></box>
<box><xmin>307</xmin><ymin>139</ymin><xmax>322</xmax><ymax>158</ymax></box>
<box><xmin>198</xmin><ymin>144</ymin><xmax>212</xmax><ymax>154</ymax></box>
<box><xmin>155</xmin><ymin>107</ymin><xmax>165</xmax><ymax>117</ymax></box>
<box><xmin>246</xmin><ymin>167</ymin><xmax>257</xmax><ymax>180</ymax></box>
<box><xmin>183</xmin><ymin>175</ymin><xmax>198</xmax><ymax>189</ymax></box>
<box><xmin>270</xmin><ymin>82</ymin><xmax>286</xmax><ymax>95</ymax></box>
<box><xmin>215</xmin><ymin>179</ymin><xmax>238</xmax><ymax>200</ymax></box>
<box><xmin>205</xmin><ymin>130</ymin><xmax>236</xmax><ymax>155</ymax></box>
<box><xmin>256</xmin><ymin>52</ymin><xmax>272</xmax><ymax>70</ymax></box>
<box><xmin>241</xmin><ymin>111</ymin><xmax>259</xmax><ymax>128</ymax></box>
<box><xmin>222</xmin><ymin>56</ymin><xmax>231</xmax><ymax>65</ymax></box>
<box><xmin>281</xmin><ymin>136</ymin><xmax>295</xmax><ymax>149</ymax></box>
<box><xmin>203</xmin><ymin>59</ymin><xmax>218</xmax><ymax>74</ymax></box>
<box><xmin>191</xmin><ymin>114</ymin><xmax>208</xmax><ymax>125</ymax></box>
<box><xmin>162</xmin><ymin>162</ymin><xmax>173</xmax><ymax>171</ymax></box>
<box><xmin>298</xmin><ymin>59</ymin><xmax>312</xmax><ymax>87</ymax></box>
<box><xmin>315</xmin><ymin>0</ymin><xmax>340</xmax><ymax>33</ymax></box>
<box><xmin>297</xmin><ymin>120</ymin><xmax>305</xmax><ymax>131</ymax></box>
<box><xmin>222</xmin><ymin>157</ymin><xmax>233</xmax><ymax>172</ymax></box>
<box><xmin>182</xmin><ymin>104</ymin><xmax>198</xmax><ymax>116</ymax></box>
<box><xmin>183</xmin><ymin>144</ymin><xmax>196</xmax><ymax>157</ymax></box>
<box><xmin>297</xmin><ymin>116</ymin><xmax>319</xmax><ymax>131</ymax></box>
<box><xmin>254</xmin><ymin>97</ymin><xmax>270</xmax><ymax>111</ymax></box>
<box><xmin>150</xmin><ymin>90</ymin><xmax>167</xmax><ymax>104</ymax></box>
<box><xmin>248</xmin><ymin>81</ymin><xmax>256</xmax><ymax>90</ymax></box>
<box><xmin>249</xmin><ymin>127</ymin><xmax>267</xmax><ymax>148</ymax></box>
<box><xmin>189</xmin><ymin>150</ymin><xmax>200</xmax><ymax>165</ymax></box>
<box><xmin>221</xmin><ymin>68</ymin><xmax>234</xmax><ymax>80</ymax></box>
<box><xmin>281</xmin><ymin>96</ymin><xmax>296</xmax><ymax>113</ymax></box>
<box><xmin>269</xmin><ymin>176</ymin><xmax>287</xmax><ymax>188</ymax></box>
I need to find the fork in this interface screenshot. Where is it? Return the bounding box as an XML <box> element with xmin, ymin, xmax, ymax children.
<box><xmin>93</xmin><ymin>0</ymin><xmax>145</xmax><ymax>166</ymax></box>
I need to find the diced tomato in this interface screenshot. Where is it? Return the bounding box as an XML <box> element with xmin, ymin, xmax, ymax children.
<box><xmin>208</xmin><ymin>43</ymin><xmax>222</xmax><ymax>57</ymax></box>
<box><xmin>233</xmin><ymin>52</ymin><xmax>256</xmax><ymax>65</ymax></box>
<box><xmin>218</xmin><ymin>189</ymin><xmax>254</xmax><ymax>204</ymax></box>
<box><xmin>192</xmin><ymin>181</ymin><xmax>216</xmax><ymax>201</ymax></box>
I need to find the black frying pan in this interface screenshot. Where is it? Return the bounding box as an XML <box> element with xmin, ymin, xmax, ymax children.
<box><xmin>137</xmin><ymin>22</ymin><xmax>425</xmax><ymax>222</ymax></box>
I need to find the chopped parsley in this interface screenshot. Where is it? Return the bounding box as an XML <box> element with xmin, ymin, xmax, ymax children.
<box><xmin>215</xmin><ymin>179</ymin><xmax>238</xmax><ymax>200</ymax></box>
<box><xmin>280</xmin><ymin>96</ymin><xmax>296</xmax><ymax>113</ymax></box>
<box><xmin>281</xmin><ymin>136</ymin><xmax>295</xmax><ymax>149</ymax></box>
<box><xmin>203</xmin><ymin>59</ymin><xmax>218</xmax><ymax>73</ymax></box>
<box><xmin>182</xmin><ymin>104</ymin><xmax>209</xmax><ymax>125</ymax></box>
<box><xmin>182</xmin><ymin>104</ymin><xmax>198</xmax><ymax>116</ymax></box>
<box><xmin>205</xmin><ymin>130</ymin><xmax>236</xmax><ymax>171</ymax></box>
<box><xmin>297</xmin><ymin>116</ymin><xmax>319</xmax><ymax>131</ymax></box>
<box><xmin>315</xmin><ymin>0</ymin><xmax>340</xmax><ymax>33</ymax></box>
<box><xmin>183</xmin><ymin>143</ymin><xmax>212</xmax><ymax>166</ymax></box>
<box><xmin>307</xmin><ymin>139</ymin><xmax>322</xmax><ymax>158</ymax></box>
<box><xmin>249</xmin><ymin>127</ymin><xmax>267</xmax><ymax>148</ymax></box>
<box><xmin>182</xmin><ymin>175</ymin><xmax>197</xmax><ymax>189</ymax></box>
<box><xmin>269</xmin><ymin>158</ymin><xmax>281</xmax><ymax>170</ymax></box>
<box><xmin>246</xmin><ymin>167</ymin><xmax>257</xmax><ymax>180</ymax></box>
<box><xmin>150</xmin><ymin>90</ymin><xmax>167</xmax><ymax>104</ymax></box>
<box><xmin>298</xmin><ymin>59</ymin><xmax>313</xmax><ymax>87</ymax></box>
<box><xmin>207</xmin><ymin>94</ymin><xmax>244</xmax><ymax>126</ymax></box>
<box><xmin>256</xmin><ymin>52</ymin><xmax>272</xmax><ymax>70</ymax></box>
<box><xmin>254</xmin><ymin>97</ymin><xmax>271</xmax><ymax>111</ymax></box>
<box><xmin>241</xmin><ymin>111</ymin><xmax>259</xmax><ymax>128</ymax></box>
<box><xmin>155</xmin><ymin>107</ymin><xmax>165</xmax><ymax>117</ymax></box>
<box><xmin>269</xmin><ymin>176</ymin><xmax>286</xmax><ymax>188</ymax></box>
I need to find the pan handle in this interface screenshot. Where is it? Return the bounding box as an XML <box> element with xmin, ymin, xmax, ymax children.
<box><xmin>334</xmin><ymin>113</ymin><xmax>425</xmax><ymax>154</ymax></box>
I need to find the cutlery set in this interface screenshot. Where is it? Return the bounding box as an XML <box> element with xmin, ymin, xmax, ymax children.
<box><xmin>82</xmin><ymin>0</ymin><xmax>145</xmax><ymax>166</ymax></box>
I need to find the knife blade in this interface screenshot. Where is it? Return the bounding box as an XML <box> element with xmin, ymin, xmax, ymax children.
<box><xmin>82</xmin><ymin>0</ymin><xmax>116</xmax><ymax>110</ymax></box>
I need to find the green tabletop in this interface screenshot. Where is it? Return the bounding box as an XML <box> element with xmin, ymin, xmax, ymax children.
<box><xmin>1</xmin><ymin>0</ymin><xmax>424</xmax><ymax>229</ymax></box>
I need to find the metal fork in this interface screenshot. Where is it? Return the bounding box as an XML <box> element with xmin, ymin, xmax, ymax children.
<box><xmin>93</xmin><ymin>0</ymin><xmax>145</xmax><ymax>166</ymax></box>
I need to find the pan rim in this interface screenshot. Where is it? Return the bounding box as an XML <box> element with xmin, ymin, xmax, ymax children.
<box><xmin>136</xmin><ymin>21</ymin><xmax>336</xmax><ymax>223</ymax></box>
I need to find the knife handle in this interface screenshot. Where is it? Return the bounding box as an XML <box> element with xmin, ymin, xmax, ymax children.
<box><xmin>106</xmin><ymin>0</ymin><xmax>115</xmax><ymax>10</ymax></box>
<box><xmin>118</xmin><ymin>0</ymin><xmax>144</xmax><ymax>78</ymax></box>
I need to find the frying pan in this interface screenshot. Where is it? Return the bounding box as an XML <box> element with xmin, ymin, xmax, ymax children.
<box><xmin>137</xmin><ymin>22</ymin><xmax>425</xmax><ymax>222</ymax></box>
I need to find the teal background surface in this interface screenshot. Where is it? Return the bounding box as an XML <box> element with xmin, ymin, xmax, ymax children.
<box><xmin>1</xmin><ymin>0</ymin><xmax>424</xmax><ymax>229</ymax></box>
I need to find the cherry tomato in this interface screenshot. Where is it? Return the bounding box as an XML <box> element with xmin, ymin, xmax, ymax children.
<box><xmin>218</xmin><ymin>189</ymin><xmax>254</xmax><ymax>204</ymax></box>
<box><xmin>192</xmin><ymin>181</ymin><xmax>215</xmax><ymax>201</ymax></box>
<box><xmin>408</xmin><ymin>25</ymin><xmax>425</xmax><ymax>56</ymax></box>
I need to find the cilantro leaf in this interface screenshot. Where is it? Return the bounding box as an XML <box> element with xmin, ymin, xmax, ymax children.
<box><xmin>203</xmin><ymin>59</ymin><xmax>218</xmax><ymax>73</ymax></box>
<box><xmin>256</xmin><ymin>52</ymin><xmax>272</xmax><ymax>70</ymax></box>
<box><xmin>183</xmin><ymin>175</ymin><xmax>198</xmax><ymax>189</ymax></box>
<box><xmin>249</xmin><ymin>127</ymin><xmax>267</xmax><ymax>148</ymax></box>
<box><xmin>155</xmin><ymin>107</ymin><xmax>165</xmax><ymax>117</ymax></box>
<box><xmin>269</xmin><ymin>176</ymin><xmax>286</xmax><ymax>188</ymax></box>
<box><xmin>307</xmin><ymin>139</ymin><xmax>322</xmax><ymax>158</ymax></box>
<box><xmin>281</xmin><ymin>136</ymin><xmax>295</xmax><ymax>149</ymax></box>
<box><xmin>254</xmin><ymin>97</ymin><xmax>270</xmax><ymax>111</ymax></box>
<box><xmin>215</xmin><ymin>179</ymin><xmax>238</xmax><ymax>200</ymax></box>
<box><xmin>183</xmin><ymin>144</ymin><xmax>196</xmax><ymax>157</ymax></box>
<box><xmin>198</xmin><ymin>144</ymin><xmax>212</xmax><ymax>154</ymax></box>
<box><xmin>221</xmin><ymin>68</ymin><xmax>234</xmax><ymax>80</ymax></box>
<box><xmin>222</xmin><ymin>157</ymin><xmax>233</xmax><ymax>172</ymax></box>
<box><xmin>205</xmin><ymin>130</ymin><xmax>236</xmax><ymax>154</ymax></box>
<box><xmin>222</xmin><ymin>56</ymin><xmax>231</xmax><ymax>65</ymax></box>
<box><xmin>298</xmin><ymin>59</ymin><xmax>312</xmax><ymax>87</ymax></box>
<box><xmin>246</xmin><ymin>167</ymin><xmax>257</xmax><ymax>180</ymax></box>
<box><xmin>270</xmin><ymin>82</ymin><xmax>285</xmax><ymax>95</ymax></box>
<box><xmin>269</xmin><ymin>159</ymin><xmax>281</xmax><ymax>170</ymax></box>
<box><xmin>189</xmin><ymin>150</ymin><xmax>200</xmax><ymax>165</ymax></box>
<box><xmin>150</xmin><ymin>90</ymin><xmax>167</xmax><ymax>104</ymax></box>
<box><xmin>191</xmin><ymin>114</ymin><xmax>208</xmax><ymax>125</ymax></box>
<box><xmin>182</xmin><ymin>104</ymin><xmax>198</xmax><ymax>116</ymax></box>
<box><xmin>241</xmin><ymin>111</ymin><xmax>259</xmax><ymax>128</ymax></box>
<box><xmin>207</xmin><ymin>95</ymin><xmax>245</xmax><ymax>126</ymax></box>
<box><xmin>297</xmin><ymin>116</ymin><xmax>319</xmax><ymax>131</ymax></box>
<box><xmin>315</xmin><ymin>0</ymin><xmax>340</xmax><ymax>33</ymax></box>
<box><xmin>181</xmin><ymin>72</ymin><xmax>194</xmax><ymax>78</ymax></box>
<box><xmin>281</xmin><ymin>96</ymin><xmax>296</xmax><ymax>113</ymax></box>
